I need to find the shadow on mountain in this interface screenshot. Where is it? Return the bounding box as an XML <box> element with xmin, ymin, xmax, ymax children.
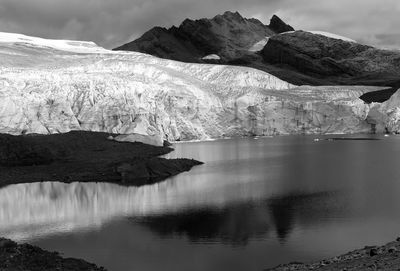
<box><xmin>115</xmin><ymin>11</ymin><xmax>400</xmax><ymax>104</ymax></box>
<box><xmin>133</xmin><ymin>190</ymin><xmax>346</xmax><ymax>246</ymax></box>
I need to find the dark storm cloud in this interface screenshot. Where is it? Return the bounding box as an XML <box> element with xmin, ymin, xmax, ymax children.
<box><xmin>0</xmin><ymin>0</ymin><xmax>399</xmax><ymax>49</ymax></box>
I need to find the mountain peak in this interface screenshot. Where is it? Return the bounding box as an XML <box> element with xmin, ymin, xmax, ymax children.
<box><xmin>268</xmin><ymin>14</ymin><xmax>294</xmax><ymax>33</ymax></box>
<box><xmin>221</xmin><ymin>11</ymin><xmax>243</xmax><ymax>19</ymax></box>
<box><xmin>114</xmin><ymin>12</ymin><xmax>292</xmax><ymax>62</ymax></box>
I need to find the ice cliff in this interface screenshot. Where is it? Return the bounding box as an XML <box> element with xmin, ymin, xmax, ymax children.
<box><xmin>0</xmin><ymin>32</ymin><xmax>397</xmax><ymax>140</ymax></box>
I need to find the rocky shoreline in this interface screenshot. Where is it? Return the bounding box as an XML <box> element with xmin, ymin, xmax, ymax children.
<box><xmin>266</xmin><ymin>237</ymin><xmax>400</xmax><ymax>271</ymax></box>
<box><xmin>0</xmin><ymin>130</ymin><xmax>202</xmax><ymax>187</ymax></box>
<box><xmin>0</xmin><ymin>238</ymin><xmax>106</xmax><ymax>271</ymax></box>
<box><xmin>0</xmin><ymin>131</ymin><xmax>203</xmax><ymax>270</ymax></box>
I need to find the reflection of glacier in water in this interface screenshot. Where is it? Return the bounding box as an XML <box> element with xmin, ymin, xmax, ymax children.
<box><xmin>0</xmin><ymin>178</ymin><xmax>345</xmax><ymax>244</ymax></box>
<box><xmin>0</xmin><ymin>180</ymin><xmax>207</xmax><ymax>241</ymax></box>
<box><xmin>0</xmin><ymin>171</ymin><xmax>276</xmax><ymax>242</ymax></box>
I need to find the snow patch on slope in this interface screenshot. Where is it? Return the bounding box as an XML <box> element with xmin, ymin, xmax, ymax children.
<box><xmin>308</xmin><ymin>31</ymin><xmax>356</xmax><ymax>42</ymax></box>
<box><xmin>248</xmin><ymin>37</ymin><xmax>269</xmax><ymax>52</ymax></box>
<box><xmin>202</xmin><ymin>54</ymin><xmax>220</xmax><ymax>60</ymax></box>
<box><xmin>0</xmin><ymin>32</ymin><xmax>109</xmax><ymax>53</ymax></box>
<box><xmin>280</xmin><ymin>30</ymin><xmax>356</xmax><ymax>43</ymax></box>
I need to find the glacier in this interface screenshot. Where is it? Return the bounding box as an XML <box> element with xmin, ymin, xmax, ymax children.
<box><xmin>0</xmin><ymin>32</ymin><xmax>398</xmax><ymax>140</ymax></box>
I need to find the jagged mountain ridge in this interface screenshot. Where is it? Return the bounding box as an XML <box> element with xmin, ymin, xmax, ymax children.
<box><xmin>114</xmin><ymin>11</ymin><xmax>293</xmax><ymax>63</ymax></box>
<box><xmin>115</xmin><ymin>12</ymin><xmax>400</xmax><ymax>103</ymax></box>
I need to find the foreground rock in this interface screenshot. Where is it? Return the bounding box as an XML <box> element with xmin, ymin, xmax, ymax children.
<box><xmin>0</xmin><ymin>238</ymin><xmax>105</xmax><ymax>271</ymax></box>
<box><xmin>266</xmin><ymin>237</ymin><xmax>400</xmax><ymax>271</ymax></box>
<box><xmin>111</xmin><ymin>133</ymin><xmax>164</xmax><ymax>147</ymax></box>
<box><xmin>0</xmin><ymin>131</ymin><xmax>202</xmax><ymax>187</ymax></box>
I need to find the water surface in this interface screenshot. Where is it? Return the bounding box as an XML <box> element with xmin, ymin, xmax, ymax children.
<box><xmin>1</xmin><ymin>135</ymin><xmax>400</xmax><ymax>270</ymax></box>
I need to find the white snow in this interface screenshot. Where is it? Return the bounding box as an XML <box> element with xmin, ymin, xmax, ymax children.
<box><xmin>280</xmin><ymin>30</ymin><xmax>356</xmax><ymax>43</ymax></box>
<box><xmin>201</xmin><ymin>54</ymin><xmax>221</xmax><ymax>60</ymax></box>
<box><xmin>0</xmin><ymin>31</ymin><xmax>110</xmax><ymax>53</ymax></box>
<box><xmin>248</xmin><ymin>37</ymin><xmax>269</xmax><ymax>52</ymax></box>
<box><xmin>308</xmin><ymin>31</ymin><xmax>356</xmax><ymax>42</ymax></box>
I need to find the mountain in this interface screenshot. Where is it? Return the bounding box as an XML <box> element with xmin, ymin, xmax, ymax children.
<box><xmin>0</xmin><ymin>32</ymin><xmax>399</xmax><ymax>141</ymax></box>
<box><xmin>261</xmin><ymin>30</ymin><xmax>400</xmax><ymax>102</ymax></box>
<box><xmin>268</xmin><ymin>15</ymin><xmax>295</xmax><ymax>33</ymax></box>
<box><xmin>114</xmin><ymin>11</ymin><xmax>293</xmax><ymax>63</ymax></box>
<box><xmin>115</xmin><ymin>13</ymin><xmax>400</xmax><ymax>104</ymax></box>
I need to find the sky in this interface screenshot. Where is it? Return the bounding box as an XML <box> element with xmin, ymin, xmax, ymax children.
<box><xmin>0</xmin><ymin>0</ymin><xmax>399</xmax><ymax>49</ymax></box>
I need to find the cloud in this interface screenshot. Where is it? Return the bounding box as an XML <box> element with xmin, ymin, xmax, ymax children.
<box><xmin>0</xmin><ymin>0</ymin><xmax>399</xmax><ymax>49</ymax></box>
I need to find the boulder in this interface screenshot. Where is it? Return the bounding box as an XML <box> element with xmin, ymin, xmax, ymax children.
<box><xmin>112</xmin><ymin>133</ymin><xmax>164</xmax><ymax>147</ymax></box>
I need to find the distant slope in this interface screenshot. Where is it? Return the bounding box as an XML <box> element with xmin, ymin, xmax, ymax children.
<box><xmin>114</xmin><ymin>11</ymin><xmax>293</xmax><ymax>63</ymax></box>
<box><xmin>0</xmin><ymin>32</ymin><xmax>109</xmax><ymax>54</ymax></box>
<box><xmin>261</xmin><ymin>30</ymin><xmax>400</xmax><ymax>102</ymax></box>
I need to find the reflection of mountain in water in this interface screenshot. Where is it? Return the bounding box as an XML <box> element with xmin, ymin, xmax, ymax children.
<box><xmin>134</xmin><ymin>202</ymin><xmax>271</xmax><ymax>246</ymax></box>
<box><xmin>134</xmin><ymin>191</ymin><xmax>347</xmax><ymax>245</ymax></box>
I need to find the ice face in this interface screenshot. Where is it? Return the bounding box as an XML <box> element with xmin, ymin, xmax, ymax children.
<box><xmin>0</xmin><ymin>32</ymin><xmax>392</xmax><ymax>140</ymax></box>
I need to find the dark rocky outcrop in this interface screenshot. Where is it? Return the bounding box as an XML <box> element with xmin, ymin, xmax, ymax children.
<box><xmin>114</xmin><ymin>11</ymin><xmax>292</xmax><ymax>63</ymax></box>
<box><xmin>0</xmin><ymin>238</ymin><xmax>106</xmax><ymax>271</ymax></box>
<box><xmin>266</xmin><ymin>237</ymin><xmax>400</xmax><ymax>271</ymax></box>
<box><xmin>268</xmin><ymin>15</ymin><xmax>295</xmax><ymax>33</ymax></box>
<box><xmin>0</xmin><ymin>131</ymin><xmax>202</xmax><ymax>187</ymax></box>
<box><xmin>261</xmin><ymin>31</ymin><xmax>400</xmax><ymax>78</ymax></box>
<box><xmin>261</xmin><ymin>31</ymin><xmax>400</xmax><ymax>102</ymax></box>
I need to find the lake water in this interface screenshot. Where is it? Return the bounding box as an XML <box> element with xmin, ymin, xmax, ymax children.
<box><xmin>1</xmin><ymin>135</ymin><xmax>400</xmax><ymax>270</ymax></box>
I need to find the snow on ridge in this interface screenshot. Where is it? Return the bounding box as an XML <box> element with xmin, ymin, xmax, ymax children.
<box><xmin>308</xmin><ymin>31</ymin><xmax>356</xmax><ymax>43</ymax></box>
<box><xmin>279</xmin><ymin>30</ymin><xmax>356</xmax><ymax>43</ymax></box>
<box><xmin>0</xmin><ymin>31</ymin><xmax>110</xmax><ymax>53</ymax></box>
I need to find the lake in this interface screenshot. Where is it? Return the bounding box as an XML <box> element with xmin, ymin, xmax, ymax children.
<box><xmin>1</xmin><ymin>135</ymin><xmax>400</xmax><ymax>270</ymax></box>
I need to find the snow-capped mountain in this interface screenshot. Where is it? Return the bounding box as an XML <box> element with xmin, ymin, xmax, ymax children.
<box><xmin>114</xmin><ymin>11</ymin><xmax>293</xmax><ymax>63</ymax></box>
<box><xmin>115</xmin><ymin>12</ymin><xmax>400</xmax><ymax>105</ymax></box>
<box><xmin>0</xmin><ymin>32</ymin><xmax>398</xmax><ymax>140</ymax></box>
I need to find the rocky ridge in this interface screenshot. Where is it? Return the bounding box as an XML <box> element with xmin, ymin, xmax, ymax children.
<box><xmin>114</xmin><ymin>11</ymin><xmax>292</xmax><ymax>63</ymax></box>
<box><xmin>261</xmin><ymin>30</ymin><xmax>400</xmax><ymax>92</ymax></box>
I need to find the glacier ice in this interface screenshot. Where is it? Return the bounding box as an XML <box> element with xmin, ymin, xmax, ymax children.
<box><xmin>0</xmin><ymin>32</ymin><xmax>394</xmax><ymax>140</ymax></box>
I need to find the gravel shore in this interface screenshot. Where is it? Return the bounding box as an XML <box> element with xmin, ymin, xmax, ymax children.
<box><xmin>266</xmin><ymin>238</ymin><xmax>400</xmax><ymax>271</ymax></box>
<box><xmin>0</xmin><ymin>238</ymin><xmax>106</xmax><ymax>271</ymax></box>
